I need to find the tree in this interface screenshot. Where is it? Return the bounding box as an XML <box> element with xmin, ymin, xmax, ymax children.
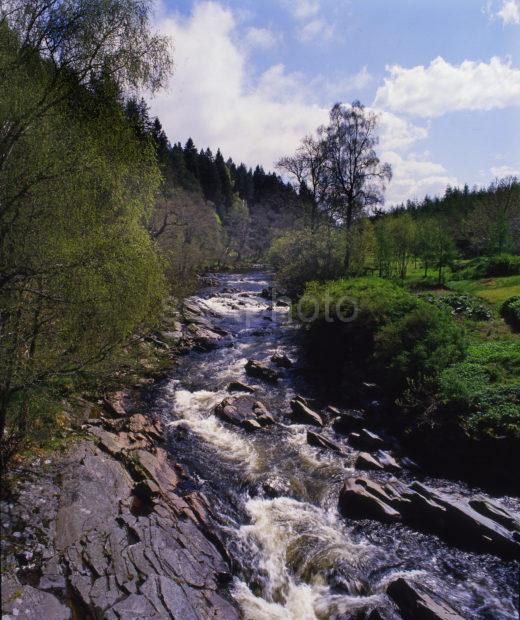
<box><xmin>277</xmin><ymin>134</ymin><xmax>327</xmax><ymax>229</ymax></box>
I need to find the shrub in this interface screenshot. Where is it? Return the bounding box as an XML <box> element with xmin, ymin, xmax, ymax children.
<box><xmin>298</xmin><ymin>278</ymin><xmax>465</xmax><ymax>393</ymax></box>
<box><xmin>453</xmin><ymin>254</ymin><xmax>520</xmax><ymax>280</ymax></box>
<box><xmin>268</xmin><ymin>227</ymin><xmax>346</xmax><ymax>297</ymax></box>
<box><xmin>437</xmin><ymin>340</ymin><xmax>520</xmax><ymax>439</ymax></box>
<box><xmin>376</xmin><ymin>303</ymin><xmax>466</xmax><ymax>388</ymax></box>
<box><xmin>501</xmin><ymin>295</ymin><xmax>520</xmax><ymax>330</ymax></box>
<box><xmin>421</xmin><ymin>293</ymin><xmax>491</xmax><ymax>321</ymax></box>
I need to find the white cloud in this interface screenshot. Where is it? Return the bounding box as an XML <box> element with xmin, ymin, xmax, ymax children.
<box><xmin>375</xmin><ymin>56</ymin><xmax>520</xmax><ymax>118</ymax></box>
<box><xmin>150</xmin><ymin>2</ymin><xmax>328</xmax><ymax>171</ymax></box>
<box><xmin>490</xmin><ymin>164</ymin><xmax>520</xmax><ymax>177</ymax></box>
<box><xmin>297</xmin><ymin>18</ymin><xmax>335</xmax><ymax>42</ymax></box>
<box><xmin>382</xmin><ymin>151</ymin><xmax>460</xmax><ymax>204</ymax></box>
<box><xmin>244</xmin><ymin>26</ymin><xmax>278</xmax><ymax>50</ymax></box>
<box><xmin>289</xmin><ymin>0</ymin><xmax>320</xmax><ymax>20</ymax></box>
<box><xmin>149</xmin><ymin>2</ymin><xmax>457</xmax><ymax>205</ymax></box>
<box><xmin>497</xmin><ymin>0</ymin><xmax>520</xmax><ymax>24</ymax></box>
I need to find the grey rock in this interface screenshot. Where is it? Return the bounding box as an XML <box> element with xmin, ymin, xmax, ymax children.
<box><xmin>387</xmin><ymin>578</ymin><xmax>464</xmax><ymax>620</ymax></box>
<box><xmin>245</xmin><ymin>359</ymin><xmax>280</xmax><ymax>383</ymax></box>
<box><xmin>307</xmin><ymin>431</ymin><xmax>343</xmax><ymax>452</ymax></box>
<box><xmin>290</xmin><ymin>399</ymin><xmax>324</xmax><ymax>427</ymax></box>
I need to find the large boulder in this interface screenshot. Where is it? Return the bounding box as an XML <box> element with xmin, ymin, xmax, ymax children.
<box><xmin>387</xmin><ymin>578</ymin><xmax>464</xmax><ymax>620</ymax></box>
<box><xmin>290</xmin><ymin>398</ymin><xmax>324</xmax><ymax>427</ymax></box>
<box><xmin>348</xmin><ymin>428</ymin><xmax>386</xmax><ymax>450</ymax></box>
<box><xmin>245</xmin><ymin>359</ymin><xmax>280</xmax><ymax>383</ymax></box>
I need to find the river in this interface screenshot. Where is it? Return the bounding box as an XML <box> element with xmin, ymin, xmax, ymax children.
<box><xmin>150</xmin><ymin>271</ymin><xmax>519</xmax><ymax>619</ymax></box>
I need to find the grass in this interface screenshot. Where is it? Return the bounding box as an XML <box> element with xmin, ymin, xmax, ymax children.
<box><xmin>446</xmin><ymin>275</ymin><xmax>520</xmax><ymax>307</ymax></box>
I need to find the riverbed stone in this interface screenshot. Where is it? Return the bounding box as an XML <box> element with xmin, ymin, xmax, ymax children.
<box><xmin>290</xmin><ymin>398</ymin><xmax>324</xmax><ymax>426</ymax></box>
<box><xmin>271</xmin><ymin>351</ymin><xmax>293</xmax><ymax>368</ymax></box>
<box><xmin>332</xmin><ymin>409</ymin><xmax>366</xmax><ymax>434</ymax></box>
<box><xmin>387</xmin><ymin>578</ymin><xmax>464</xmax><ymax>620</ymax></box>
<box><xmin>227</xmin><ymin>381</ymin><xmax>256</xmax><ymax>393</ymax></box>
<box><xmin>355</xmin><ymin>452</ymin><xmax>384</xmax><ymax>471</ymax></box>
<box><xmin>245</xmin><ymin>359</ymin><xmax>280</xmax><ymax>383</ymax></box>
<box><xmin>339</xmin><ymin>477</ymin><xmax>401</xmax><ymax>522</ymax></box>
<box><xmin>307</xmin><ymin>430</ymin><xmax>343</xmax><ymax>452</ymax></box>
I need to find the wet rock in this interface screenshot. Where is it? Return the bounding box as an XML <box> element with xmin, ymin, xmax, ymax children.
<box><xmin>355</xmin><ymin>452</ymin><xmax>384</xmax><ymax>471</ymax></box>
<box><xmin>215</xmin><ymin>396</ymin><xmax>274</xmax><ymax>429</ymax></box>
<box><xmin>332</xmin><ymin>409</ymin><xmax>366</xmax><ymax>434</ymax></box>
<box><xmin>262</xmin><ymin>476</ymin><xmax>291</xmax><ymax>498</ymax></box>
<box><xmin>227</xmin><ymin>381</ymin><xmax>256</xmax><ymax>394</ymax></box>
<box><xmin>338</xmin><ymin>474</ymin><xmax>520</xmax><ymax>558</ymax></box>
<box><xmin>271</xmin><ymin>351</ymin><xmax>293</xmax><ymax>368</ymax></box>
<box><xmin>243</xmin><ymin>419</ymin><xmax>262</xmax><ymax>431</ymax></box>
<box><xmin>307</xmin><ymin>431</ymin><xmax>343</xmax><ymax>452</ymax></box>
<box><xmin>290</xmin><ymin>398</ymin><xmax>324</xmax><ymax>427</ymax></box>
<box><xmin>348</xmin><ymin>428</ymin><xmax>386</xmax><ymax>450</ymax></box>
<box><xmin>186</xmin><ymin>323</ymin><xmax>224</xmax><ymax>351</ymax></box>
<box><xmin>245</xmin><ymin>359</ymin><xmax>280</xmax><ymax>383</ymax></box>
<box><xmin>469</xmin><ymin>498</ymin><xmax>520</xmax><ymax>531</ymax></box>
<box><xmin>387</xmin><ymin>578</ymin><xmax>464</xmax><ymax>620</ymax></box>
<box><xmin>339</xmin><ymin>477</ymin><xmax>402</xmax><ymax>522</ymax></box>
<box><xmin>376</xmin><ymin>451</ymin><xmax>401</xmax><ymax>471</ymax></box>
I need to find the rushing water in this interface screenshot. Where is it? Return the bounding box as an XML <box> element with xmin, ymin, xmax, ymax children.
<box><xmin>151</xmin><ymin>272</ymin><xmax>519</xmax><ymax>619</ymax></box>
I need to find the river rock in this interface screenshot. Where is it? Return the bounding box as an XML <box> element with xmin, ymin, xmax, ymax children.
<box><xmin>271</xmin><ymin>351</ymin><xmax>293</xmax><ymax>368</ymax></box>
<box><xmin>186</xmin><ymin>323</ymin><xmax>224</xmax><ymax>351</ymax></box>
<box><xmin>245</xmin><ymin>359</ymin><xmax>280</xmax><ymax>383</ymax></box>
<box><xmin>339</xmin><ymin>477</ymin><xmax>401</xmax><ymax>522</ymax></box>
<box><xmin>214</xmin><ymin>396</ymin><xmax>274</xmax><ymax>429</ymax></box>
<box><xmin>243</xmin><ymin>419</ymin><xmax>263</xmax><ymax>431</ymax></box>
<box><xmin>227</xmin><ymin>381</ymin><xmax>256</xmax><ymax>394</ymax></box>
<box><xmin>355</xmin><ymin>452</ymin><xmax>384</xmax><ymax>471</ymax></box>
<box><xmin>290</xmin><ymin>398</ymin><xmax>324</xmax><ymax>427</ymax></box>
<box><xmin>387</xmin><ymin>578</ymin><xmax>464</xmax><ymax>620</ymax></box>
<box><xmin>332</xmin><ymin>409</ymin><xmax>366</xmax><ymax>434</ymax></box>
<box><xmin>307</xmin><ymin>430</ymin><xmax>343</xmax><ymax>452</ymax></box>
<box><xmin>376</xmin><ymin>451</ymin><xmax>401</xmax><ymax>471</ymax></box>
<box><xmin>338</xmin><ymin>475</ymin><xmax>520</xmax><ymax>558</ymax></box>
<box><xmin>348</xmin><ymin>428</ymin><xmax>386</xmax><ymax>450</ymax></box>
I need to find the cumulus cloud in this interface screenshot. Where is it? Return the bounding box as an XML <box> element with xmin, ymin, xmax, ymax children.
<box><xmin>244</xmin><ymin>26</ymin><xmax>278</xmax><ymax>50</ymax></box>
<box><xmin>288</xmin><ymin>0</ymin><xmax>320</xmax><ymax>20</ymax></box>
<box><xmin>149</xmin><ymin>2</ymin><xmax>455</xmax><ymax>205</ymax></box>
<box><xmin>497</xmin><ymin>0</ymin><xmax>520</xmax><ymax>24</ymax></box>
<box><xmin>491</xmin><ymin>164</ymin><xmax>520</xmax><ymax>177</ymax></box>
<box><xmin>375</xmin><ymin>56</ymin><xmax>520</xmax><ymax>117</ymax></box>
<box><xmin>297</xmin><ymin>18</ymin><xmax>335</xmax><ymax>42</ymax></box>
<box><xmin>149</xmin><ymin>2</ymin><xmax>328</xmax><ymax>170</ymax></box>
<box><xmin>382</xmin><ymin>151</ymin><xmax>460</xmax><ymax>204</ymax></box>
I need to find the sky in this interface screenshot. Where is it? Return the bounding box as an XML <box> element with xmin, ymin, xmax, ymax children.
<box><xmin>149</xmin><ymin>0</ymin><xmax>520</xmax><ymax>206</ymax></box>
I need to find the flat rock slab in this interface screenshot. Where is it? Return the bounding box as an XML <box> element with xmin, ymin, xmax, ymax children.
<box><xmin>2</xmin><ymin>423</ymin><xmax>240</xmax><ymax>620</ymax></box>
<box><xmin>387</xmin><ymin>578</ymin><xmax>464</xmax><ymax>620</ymax></box>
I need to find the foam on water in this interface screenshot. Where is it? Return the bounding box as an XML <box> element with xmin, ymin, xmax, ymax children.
<box><xmin>167</xmin><ymin>385</ymin><xmax>259</xmax><ymax>470</ymax></box>
<box><xmin>233</xmin><ymin>496</ymin><xmax>381</xmax><ymax>618</ymax></box>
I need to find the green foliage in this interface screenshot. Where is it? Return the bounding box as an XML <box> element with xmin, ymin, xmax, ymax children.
<box><xmin>268</xmin><ymin>226</ymin><xmax>346</xmax><ymax>297</ymax></box>
<box><xmin>375</xmin><ymin>303</ymin><xmax>466</xmax><ymax>388</ymax></box>
<box><xmin>299</xmin><ymin>278</ymin><xmax>465</xmax><ymax>392</ymax></box>
<box><xmin>501</xmin><ymin>295</ymin><xmax>520</xmax><ymax>330</ymax></box>
<box><xmin>421</xmin><ymin>293</ymin><xmax>492</xmax><ymax>321</ymax></box>
<box><xmin>452</xmin><ymin>254</ymin><xmax>520</xmax><ymax>280</ymax></box>
<box><xmin>438</xmin><ymin>340</ymin><xmax>520</xmax><ymax>439</ymax></box>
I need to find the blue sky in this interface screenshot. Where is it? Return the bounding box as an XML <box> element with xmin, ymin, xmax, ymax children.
<box><xmin>150</xmin><ymin>0</ymin><xmax>520</xmax><ymax>205</ymax></box>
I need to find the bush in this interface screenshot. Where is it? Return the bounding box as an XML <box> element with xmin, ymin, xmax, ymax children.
<box><xmin>268</xmin><ymin>227</ymin><xmax>346</xmax><ymax>297</ymax></box>
<box><xmin>298</xmin><ymin>278</ymin><xmax>465</xmax><ymax>392</ymax></box>
<box><xmin>453</xmin><ymin>254</ymin><xmax>520</xmax><ymax>280</ymax></box>
<box><xmin>376</xmin><ymin>304</ymin><xmax>466</xmax><ymax>388</ymax></box>
<box><xmin>421</xmin><ymin>293</ymin><xmax>492</xmax><ymax>321</ymax></box>
<box><xmin>437</xmin><ymin>340</ymin><xmax>520</xmax><ymax>439</ymax></box>
<box><xmin>501</xmin><ymin>295</ymin><xmax>520</xmax><ymax>330</ymax></box>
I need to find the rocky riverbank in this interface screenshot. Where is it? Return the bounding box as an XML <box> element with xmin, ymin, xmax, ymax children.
<box><xmin>0</xmin><ymin>294</ymin><xmax>241</xmax><ymax>620</ymax></box>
